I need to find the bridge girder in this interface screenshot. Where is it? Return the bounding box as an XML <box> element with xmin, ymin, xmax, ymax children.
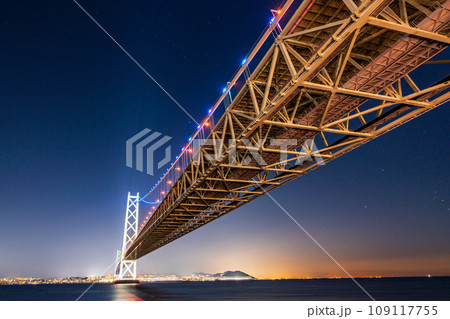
<box><xmin>125</xmin><ymin>0</ymin><xmax>450</xmax><ymax>260</ymax></box>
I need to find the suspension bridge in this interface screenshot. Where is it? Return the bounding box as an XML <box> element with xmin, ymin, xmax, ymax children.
<box><xmin>115</xmin><ymin>0</ymin><xmax>450</xmax><ymax>281</ymax></box>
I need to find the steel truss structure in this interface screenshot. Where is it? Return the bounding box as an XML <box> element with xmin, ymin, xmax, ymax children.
<box><xmin>125</xmin><ymin>0</ymin><xmax>450</xmax><ymax>260</ymax></box>
<box><xmin>116</xmin><ymin>192</ymin><xmax>139</xmax><ymax>280</ymax></box>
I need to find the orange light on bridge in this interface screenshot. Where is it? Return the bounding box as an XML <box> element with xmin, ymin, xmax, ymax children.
<box><xmin>277</xmin><ymin>9</ymin><xmax>281</xmax><ymax>14</ymax></box>
<box><xmin>188</xmin><ymin>148</ymin><xmax>193</xmax><ymax>153</ymax></box>
<box><xmin>176</xmin><ymin>167</ymin><xmax>181</xmax><ymax>171</ymax></box>
<box><xmin>168</xmin><ymin>180</ymin><xmax>172</xmax><ymax>185</ymax></box>
<box><xmin>161</xmin><ymin>191</ymin><xmax>165</xmax><ymax>195</ymax></box>
<box><xmin>204</xmin><ymin>122</ymin><xmax>210</xmax><ymax>127</ymax></box>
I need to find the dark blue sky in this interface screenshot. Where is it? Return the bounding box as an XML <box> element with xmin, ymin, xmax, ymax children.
<box><xmin>0</xmin><ymin>0</ymin><xmax>449</xmax><ymax>278</ymax></box>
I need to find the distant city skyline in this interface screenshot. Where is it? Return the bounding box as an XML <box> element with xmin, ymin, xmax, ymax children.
<box><xmin>1</xmin><ymin>0</ymin><xmax>449</xmax><ymax>280</ymax></box>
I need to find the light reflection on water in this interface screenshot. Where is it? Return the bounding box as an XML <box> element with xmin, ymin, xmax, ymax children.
<box><xmin>113</xmin><ymin>285</ymin><xmax>143</xmax><ymax>301</ymax></box>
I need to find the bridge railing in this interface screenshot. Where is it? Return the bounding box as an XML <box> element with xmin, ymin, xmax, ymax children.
<box><xmin>124</xmin><ymin>0</ymin><xmax>450</xmax><ymax>259</ymax></box>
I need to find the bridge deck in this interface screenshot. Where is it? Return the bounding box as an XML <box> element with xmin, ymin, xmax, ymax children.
<box><xmin>125</xmin><ymin>0</ymin><xmax>450</xmax><ymax>260</ymax></box>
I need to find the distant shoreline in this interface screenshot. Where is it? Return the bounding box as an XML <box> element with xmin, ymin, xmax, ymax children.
<box><xmin>1</xmin><ymin>275</ymin><xmax>448</xmax><ymax>285</ymax></box>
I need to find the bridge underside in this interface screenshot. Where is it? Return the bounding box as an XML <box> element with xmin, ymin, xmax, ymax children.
<box><xmin>125</xmin><ymin>0</ymin><xmax>450</xmax><ymax>260</ymax></box>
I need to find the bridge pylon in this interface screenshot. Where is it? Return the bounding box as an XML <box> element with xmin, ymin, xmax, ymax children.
<box><xmin>114</xmin><ymin>192</ymin><xmax>139</xmax><ymax>284</ymax></box>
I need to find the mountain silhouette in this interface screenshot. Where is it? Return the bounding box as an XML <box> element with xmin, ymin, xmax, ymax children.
<box><xmin>212</xmin><ymin>270</ymin><xmax>254</xmax><ymax>279</ymax></box>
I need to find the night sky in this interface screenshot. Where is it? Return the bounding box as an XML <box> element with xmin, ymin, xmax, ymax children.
<box><xmin>1</xmin><ymin>0</ymin><xmax>449</xmax><ymax>279</ymax></box>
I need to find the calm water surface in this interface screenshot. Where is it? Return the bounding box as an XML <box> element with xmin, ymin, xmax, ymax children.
<box><xmin>0</xmin><ymin>277</ymin><xmax>448</xmax><ymax>301</ymax></box>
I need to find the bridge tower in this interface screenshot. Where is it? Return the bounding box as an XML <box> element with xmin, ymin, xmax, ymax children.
<box><xmin>114</xmin><ymin>192</ymin><xmax>139</xmax><ymax>283</ymax></box>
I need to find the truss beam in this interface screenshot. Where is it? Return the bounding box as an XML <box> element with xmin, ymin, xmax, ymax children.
<box><xmin>124</xmin><ymin>0</ymin><xmax>450</xmax><ymax>260</ymax></box>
